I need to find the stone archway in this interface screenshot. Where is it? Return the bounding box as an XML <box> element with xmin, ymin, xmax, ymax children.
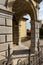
<box><xmin>12</xmin><ymin>0</ymin><xmax>37</xmax><ymax>52</ymax></box>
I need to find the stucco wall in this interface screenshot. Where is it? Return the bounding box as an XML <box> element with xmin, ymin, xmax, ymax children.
<box><xmin>20</xmin><ymin>20</ymin><xmax>27</xmax><ymax>38</ymax></box>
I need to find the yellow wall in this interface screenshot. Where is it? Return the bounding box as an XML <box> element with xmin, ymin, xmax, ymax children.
<box><xmin>20</xmin><ymin>20</ymin><xmax>27</xmax><ymax>38</ymax></box>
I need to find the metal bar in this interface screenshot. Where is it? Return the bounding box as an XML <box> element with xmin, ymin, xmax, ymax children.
<box><xmin>13</xmin><ymin>49</ymin><xmax>30</xmax><ymax>55</ymax></box>
<box><xmin>37</xmin><ymin>39</ymin><xmax>41</xmax><ymax>65</ymax></box>
<box><xmin>28</xmin><ymin>49</ymin><xmax>30</xmax><ymax>65</ymax></box>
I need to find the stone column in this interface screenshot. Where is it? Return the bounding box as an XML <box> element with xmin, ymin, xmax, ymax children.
<box><xmin>35</xmin><ymin>21</ymin><xmax>42</xmax><ymax>51</ymax></box>
<box><xmin>35</xmin><ymin>21</ymin><xmax>40</xmax><ymax>51</ymax></box>
<box><xmin>35</xmin><ymin>3</ymin><xmax>40</xmax><ymax>52</ymax></box>
<box><xmin>19</xmin><ymin>21</ymin><xmax>21</xmax><ymax>45</ymax></box>
<box><xmin>30</xmin><ymin>20</ymin><xmax>35</xmax><ymax>53</ymax></box>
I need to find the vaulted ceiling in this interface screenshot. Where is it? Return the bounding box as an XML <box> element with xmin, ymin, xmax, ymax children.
<box><xmin>7</xmin><ymin>0</ymin><xmax>42</xmax><ymax>20</ymax></box>
<box><xmin>12</xmin><ymin>0</ymin><xmax>37</xmax><ymax>20</ymax></box>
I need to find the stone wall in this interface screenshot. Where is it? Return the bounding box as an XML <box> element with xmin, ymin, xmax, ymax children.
<box><xmin>35</xmin><ymin>22</ymin><xmax>40</xmax><ymax>51</ymax></box>
<box><xmin>0</xmin><ymin>11</ymin><xmax>13</xmax><ymax>60</ymax></box>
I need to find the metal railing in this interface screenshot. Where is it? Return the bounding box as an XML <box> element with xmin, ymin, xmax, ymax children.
<box><xmin>1</xmin><ymin>42</ymin><xmax>43</xmax><ymax>65</ymax></box>
<box><xmin>15</xmin><ymin>40</ymin><xmax>43</xmax><ymax>65</ymax></box>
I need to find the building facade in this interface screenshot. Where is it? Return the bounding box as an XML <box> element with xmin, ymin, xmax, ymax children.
<box><xmin>0</xmin><ymin>0</ymin><xmax>13</xmax><ymax>64</ymax></box>
<box><xmin>0</xmin><ymin>0</ymin><xmax>42</xmax><ymax>65</ymax></box>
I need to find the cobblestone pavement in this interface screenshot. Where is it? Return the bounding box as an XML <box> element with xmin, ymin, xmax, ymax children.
<box><xmin>22</xmin><ymin>40</ymin><xmax>31</xmax><ymax>48</ymax></box>
<box><xmin>22</xmin><ymin>39</ymin><xmax>43</xmax><ymax>48</ymax></box>
<box><xmin>13</xmin><ymin>39</ymin><xmax>43</xmax><ymax>50</ymax></box>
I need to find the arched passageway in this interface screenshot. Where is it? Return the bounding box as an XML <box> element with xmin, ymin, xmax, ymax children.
<box><xmin>12</xmin><ymin>0</ymin><xmax>37</xmax><ymax>53</ymax></box>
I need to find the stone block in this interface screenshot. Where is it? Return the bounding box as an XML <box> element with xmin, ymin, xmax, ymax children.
<box><xmin>6</xmin><ymin>19</ymin><xmax>12</xmax><ymax>26</ymax></box>
<box><xmin>0</xmin><ymin>26</ymin><xmax>12</xmax><ymax>34</ymax></box>
<box><xmin>0</xmin><ymin>52</ymin><xmax>5</xmax><ymax>60</ymax></box>
<box><xmin>6</xmin><ymin>27</ymin><xmax>12</xmax><ymax>33</ymax></box>
<box><xmin>0</xmin><ymin>35</ymin><xmax>5</xmax><ymax>42</ymax></box>
<box><xmin>0</xmin><ymin>0</ymin><xmax>5</xmax><ymax>5</ymax></box>
<box><xmin>0</xmin><ymin>42</ymin><xmax>13</xmax><ymax>60</ymax></box>
<box><xmin>35</xmin><ymin>29</ymin><xmax>39</xmax><ymax>33</ymax></box>
<box><xmin>35</xmin><ymin>38</ymin><xmax>38</xmax><ymax>43</ymax></box>
<box><xmin>0</xmin><ymin>42</ymin><xmax>13</xmax><ymax>52</ymax></box>
<box><xmin>7</xmin><ymin>35</ymin><xmax>12</xmax><ymax>41</ymax></box>
<box><xmin>0</xmin><ymin>18</ymin><xmax>5</xmax><ymax>25</ymax></box>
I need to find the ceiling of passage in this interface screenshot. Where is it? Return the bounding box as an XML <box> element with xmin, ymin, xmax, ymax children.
<box><xmin>12</xmin><ymin>0</ymin><xmax>37</xmax><ymax>20</ymax></box>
